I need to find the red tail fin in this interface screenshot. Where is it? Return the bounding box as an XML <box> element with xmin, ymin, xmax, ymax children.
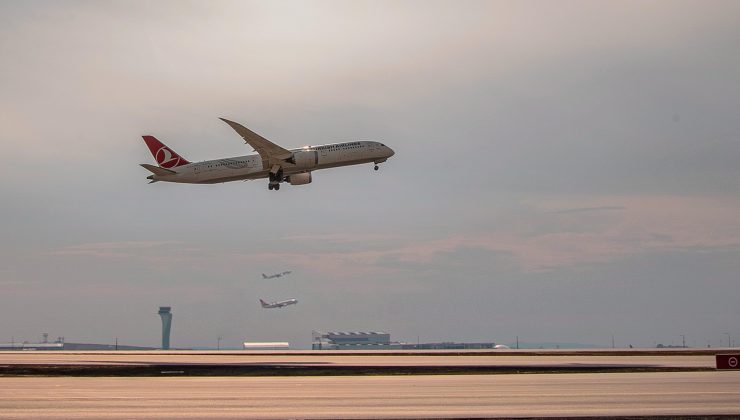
<box><xmin>142</xmin><ymin>136</ymin><xmax>190</xmax><ymax>168</ymax></box>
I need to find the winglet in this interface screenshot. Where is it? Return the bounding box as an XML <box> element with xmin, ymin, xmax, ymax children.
<box><xmin>219</xmin><ymin>118</ymin><xmax>262</xmax><ymax>146</ymax></box>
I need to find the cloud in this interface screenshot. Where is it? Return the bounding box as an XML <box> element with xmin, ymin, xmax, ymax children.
<box><xmin>511</xmin><ymin>195</ymin><xmax>740</xmax><ymax>270</ymax></box>
<box><xmin>260</xmin><ymin>195</ymin><xmax>740</xmax><ymax>275</ymax></box>
<box><xmin>280</xmin><ymin>232</ymin><xmax>405</xmax><ymax>244</ymax></box>
<box><xmin>548</xmin><ymin>206</ymin><xmax>626</xmax><ymax>214</ymax></box>
<box><xmin>51</xmin><ymin>241</ymin><xmax>181</xmax><ymax>259</ymax></box>
<box><xmin>48</xmin><ymin>194</ymin><xmax>740</xmax><ymax>281</ymax></box>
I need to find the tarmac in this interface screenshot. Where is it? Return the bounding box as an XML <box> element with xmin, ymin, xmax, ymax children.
<box><xmin>1</xmin><ymin>350</ymin><xmax>739</xmax><ymax>419</ymax></box>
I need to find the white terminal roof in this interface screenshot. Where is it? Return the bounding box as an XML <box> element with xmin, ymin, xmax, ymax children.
<box><xmin>243</xmin><ymin>342</ymin><xmax>290</xmax><ymax>348</ymax></box>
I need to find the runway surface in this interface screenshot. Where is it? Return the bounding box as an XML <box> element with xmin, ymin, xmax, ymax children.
<box><xmin>1</xmin><ymin>351</ymin><xmax>738</xmax><ymax>418</ymax></box>
<box><xmin>2</xmin><ymin>372</ymin><xmax>740</xmax><ymax>419</ymax></box>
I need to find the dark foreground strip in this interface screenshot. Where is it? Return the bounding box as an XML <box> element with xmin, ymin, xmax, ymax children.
<box><xmin>15</xmin><ymin>349</ymin><xmax>728</xmax><ymax>357</ymax></box>
<box><xmin>0</xmin><ymin>364</ymin><xmax>714</xmax><ymax>377</ymax></box>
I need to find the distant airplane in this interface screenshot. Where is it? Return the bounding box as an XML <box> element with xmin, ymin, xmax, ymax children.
<box><xmin>140</xmin><ymin>118</ymin><xmax>395</xmax><ymax>190</ymax></box>
<box><xmin>260</xmin><ymin>298</ymin><xmax>298</xmax><ymax>309</ymax></box>
<box><xmin>262</xmin><ymin>271</ymin><xmax>292</xmax><ymax>279</ymax></box>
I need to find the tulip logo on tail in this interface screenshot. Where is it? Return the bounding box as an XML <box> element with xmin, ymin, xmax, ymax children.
<box><xmin>142</xmin><ymin>135</ymin><xmax>190</xmax><ymax>168</ymax></box>
<box><xmin>156</xmin><ymin>147</ymin><xmax>181</xmax><ymax>168</ymax></box>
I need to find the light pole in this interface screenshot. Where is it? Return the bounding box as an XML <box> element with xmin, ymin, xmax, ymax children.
<box><xmin>725</xmin><ymin>333</ymin><xmax>731</xmax><ymax>348</ymax></box>
<box><xmin>680</xmin><ymin>334</ymin><xmax>686</xmax><ymax>348</ymax></box>
<box><xmin>217</xmin><ymin>336</ymin><xmax>222</xmax><ymax>351</ymax></box>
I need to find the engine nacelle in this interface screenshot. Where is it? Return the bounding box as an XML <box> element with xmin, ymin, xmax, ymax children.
<box><xmin>287</xmin><ymin>172</ymin><xmax>312</xmax><ymax>185</ymax></box>
<box><xmin>291</xmin><ymin>150</ymin><xmax>318</xmax><ymax>169</ymax></box>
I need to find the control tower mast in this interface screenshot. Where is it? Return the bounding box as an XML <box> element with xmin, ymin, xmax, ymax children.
<box><xmin>158</xmin><ymin>306</ymin><xmax>172</xmax><ymax>350</ymax></box>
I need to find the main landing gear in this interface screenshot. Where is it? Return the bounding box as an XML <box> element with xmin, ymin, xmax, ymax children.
<box><xmin>268</xmin><ymin>169</ymin><xmax>283</xmax><ymax>191</ymax></box>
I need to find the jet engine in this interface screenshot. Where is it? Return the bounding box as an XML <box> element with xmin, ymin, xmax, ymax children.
<box><xmin>287</xmin><ymin>172</ymin><xmax>312</xmax><ymax>185</ymax></box>
<box><xmin>290</xmin><ymin>150</ymin><xmax>318</xmax><ymax>169</ymax></box>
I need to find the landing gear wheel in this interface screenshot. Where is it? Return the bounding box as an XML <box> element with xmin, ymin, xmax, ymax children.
<box><xmin>268</xmin><ymin>168</ymin><xmax>283</xmax><ymax>191</ymax></box>
<box><xmin>374</xmin><ymin>165</ymin><xmax>379</xmax><ymax>171</ymax></box>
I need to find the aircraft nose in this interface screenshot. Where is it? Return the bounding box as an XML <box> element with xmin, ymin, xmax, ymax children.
<box><xmin>386</xmin><ymin>146</ymin><xmax>395</xmax><ymax>158</ymax></box>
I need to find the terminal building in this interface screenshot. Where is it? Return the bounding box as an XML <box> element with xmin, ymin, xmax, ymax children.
<box><xmin>312</xmin><ymin>331</ymin><xmax>400</xmax><ymax>350</ymax></box>
<box><xmin>0</xmin><ymin>342</ymin><xmax>64</xmax><ymax>351</ymax></box>
<box><xmin>312</xmin><ymin>331</ymin><xmax>496</xmax><ymax>350</ymax></box>
<box><xmin>402</xmin><ymin>342</ymin><xmax>496</xmax><ymax>350</ymax></box>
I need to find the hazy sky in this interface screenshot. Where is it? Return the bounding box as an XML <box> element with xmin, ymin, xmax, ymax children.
<box><xmin>2</xmin><ymin>0</ymin><xmax>739</xmax><ymax>349</ymax></box>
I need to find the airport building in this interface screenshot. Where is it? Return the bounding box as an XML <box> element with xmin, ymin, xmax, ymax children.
<box><xmin>243</xmin><ymin>342</ymin><xmax>290</xmax><ymax>350</ymax></box>
<box><xmin>0</xmin><ymin>333</ymin><xmax>155</xmax><ymax>351</ymax></box>
<box><xmin>401</xmin><ymin>342</ymin><xmax>496</xmax><ymax>350</ymax></box>
<box><xmin>312</xmin><ymin>331</ymin><xmax>401</xmax><ymax>350</ymax></box>
<box><xmin>312</xmin><ymin>331</ymin><xmax>496</xmax><ymax>350</ymax></box>
<box><xmin>0</xmin><ymin>342</ymin><xmax>64</xmax><ymax>351</ymax></box>
<box><xmin>0</xmin><ymin>341</ymin><xmax>154</xmax><ymax>351</ymax></box>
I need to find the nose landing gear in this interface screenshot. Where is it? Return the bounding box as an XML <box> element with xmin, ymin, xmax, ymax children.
<box><xmin>373</xmin><ymin>158</ymin><xmax>387</xmax><ymax>172</ymax></box>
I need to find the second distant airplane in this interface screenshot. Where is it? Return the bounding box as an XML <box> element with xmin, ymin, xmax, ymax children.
<box><xmin>262</xmin><ymin>271</ymin><xmax>292</xmax><ymax>279</ymax></box>
<box><xmin>140</xmin><ymin>118</ymin><xmax>395</xmax><ymax>191</ymax></box>
<box><xmin>260</xmin><ymin>298</ymin><xmax>298</xmax><ymax>309</ymax></box>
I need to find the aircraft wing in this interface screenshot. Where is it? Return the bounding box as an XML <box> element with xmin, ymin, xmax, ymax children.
<box><xmin>220</xmin><ymin>118</ymin><xmax>293</xmax><ymax>163</ymax></box>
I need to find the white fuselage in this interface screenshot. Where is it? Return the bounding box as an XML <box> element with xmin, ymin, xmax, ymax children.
<box><xmin>150</xmin><ymin>141</ymin><xmax>394</xmax><ymax>184</ymax></box>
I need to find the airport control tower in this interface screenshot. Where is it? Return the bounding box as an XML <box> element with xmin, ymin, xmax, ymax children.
<box><xmin>158</xmin><ymin>306</ymin><xmax>172</xmax><ymax>350</ymax></box>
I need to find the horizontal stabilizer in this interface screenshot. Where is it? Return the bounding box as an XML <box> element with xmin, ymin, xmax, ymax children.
<box><xmin>140</xmin><ymin>164</ymin><xmax>176</xmax><ymax>176</ymax></box>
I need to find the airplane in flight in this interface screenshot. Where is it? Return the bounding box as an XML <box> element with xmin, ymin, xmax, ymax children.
<box><xmin>262</xmin><ymin>271</ymin><xmax>292</xmax><ymax>279</ymax></box>
<box><xmin>140</xmin><ymin>118</ymin><xmax>395</xmax><ymax>190</ymax></box>
<box><xmin>260</xmin><ymin>298</ymin><xmax>298</xmax><ymax>309</ymax></box>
